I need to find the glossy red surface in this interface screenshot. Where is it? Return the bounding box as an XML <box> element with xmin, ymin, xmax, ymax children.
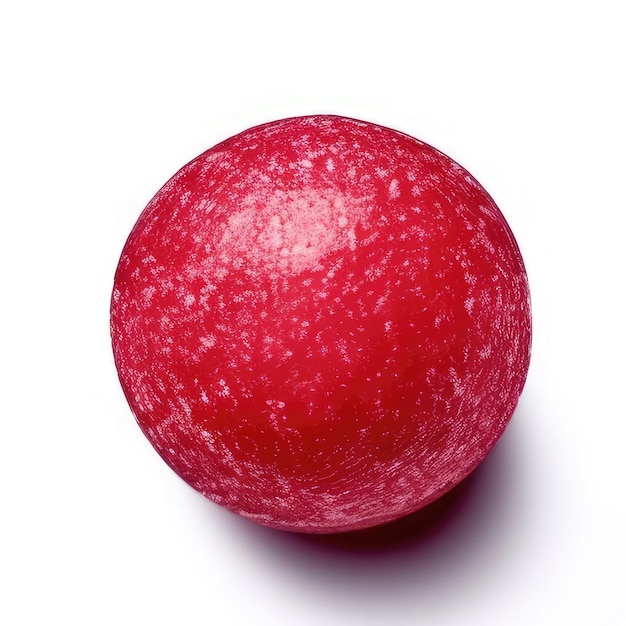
<box><xmin>111</xmin><ymin>115</ymin><xmax>531</xmax><ymax>533</ymax></box>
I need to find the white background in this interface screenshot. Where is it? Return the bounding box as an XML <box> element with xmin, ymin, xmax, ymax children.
<box><xmin>2</xmin><ymin>2</ymin><xmax>624</xmax><ymax>624</ymax></box>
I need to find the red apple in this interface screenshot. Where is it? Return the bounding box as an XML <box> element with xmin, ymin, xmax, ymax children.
<box><xmin>111</xmin><ymin>115</ymin><xmax>531</xmax><ymax>533</ymax></box>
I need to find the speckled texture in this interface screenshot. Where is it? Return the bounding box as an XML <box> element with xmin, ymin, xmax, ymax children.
<box><xmin>111</xmin><ymin>115</ymin><xmax>531</xmax><ymax>533</ymax></box>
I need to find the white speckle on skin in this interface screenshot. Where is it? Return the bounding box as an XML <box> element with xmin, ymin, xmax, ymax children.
<box><xmin>199</xmin><ymin>335</ymin><xmax>216</xmax><ymax>349</ymax></box>
<box><xmin>142</xmin><ymin>285</ymin><xmax>156</xmax><ymax>305</ymax></box>
<box><xmin>216</xmin><ymin>379</ymin><xmax>230</xmax><ymax>397</ymax></box>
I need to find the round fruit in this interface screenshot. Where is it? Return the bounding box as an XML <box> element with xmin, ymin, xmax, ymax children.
<box><xmin>111</xmin><ymin>115</ymin><xmax>531</xmax><ymax>533</ymax></box>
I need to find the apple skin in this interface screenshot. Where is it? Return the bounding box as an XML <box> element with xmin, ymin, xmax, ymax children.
<box><xmin>111</xmin><ymin>115</ymin><xmax>531</xmax><ymax>533</ymax></box>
